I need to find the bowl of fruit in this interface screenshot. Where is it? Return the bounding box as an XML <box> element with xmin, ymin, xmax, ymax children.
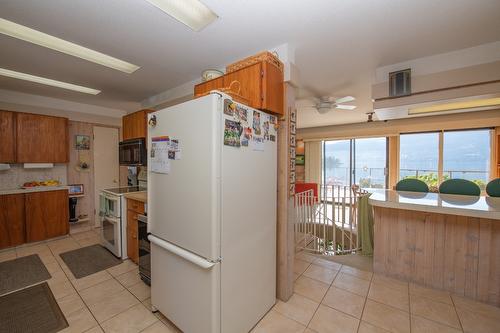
<box><xmin>22</xmin><ymin>180</ymin><xmax>60</xmax><ymax>188</ymax></box>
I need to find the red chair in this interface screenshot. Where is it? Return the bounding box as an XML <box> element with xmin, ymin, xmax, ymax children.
<box><xmin>295</xmin><ymin>182</ymin><xmax>317</xmax><ymax>196</ymax></box>
<box><xmin>295</xmin><ymin>182</ymin><xmax>319</xmax><ymax>206</ymax></box>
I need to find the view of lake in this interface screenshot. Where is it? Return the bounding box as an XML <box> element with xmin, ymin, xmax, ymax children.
<box><xmin>323</xmin><ymin>129</ymin><xmax>491</xmax><ymax>188</ymax></box>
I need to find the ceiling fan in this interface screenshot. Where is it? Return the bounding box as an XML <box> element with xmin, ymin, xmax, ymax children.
<box><xmin>308</xmin><ymin>96</ymin><xmax>357</xmax><ymax>114</ymax></box>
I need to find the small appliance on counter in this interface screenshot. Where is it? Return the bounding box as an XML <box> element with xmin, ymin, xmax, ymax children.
<box><xmin>119</xmin><ymin>138</ymin><xmax>147</xmax><ymax>166</ymax></box>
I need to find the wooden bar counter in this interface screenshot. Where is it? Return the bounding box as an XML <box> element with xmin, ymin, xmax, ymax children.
<box><xmin>369</xmin><ymin>190</ymin><xmax>500</xmax><ymax>306</ymax></box>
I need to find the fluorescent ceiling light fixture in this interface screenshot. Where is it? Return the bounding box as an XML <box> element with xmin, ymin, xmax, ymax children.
<box><xmin>145</xmin><ymin>0</ymin><xmax>218</xmax><ymax>31</ymax></box>
<box><xmin>408</xmin><ymin>97</ymin><xmax>500</xmax><ymax>115</ymax></box>
<box><xmin>0</xmin><ymin>18</ymin><xmax>140</xmax><ymax>74</ymax></box>
<box><xmin>0</xmin><ymin>68</ymin><xmax>101</xmax><ymax>95</ymax></box>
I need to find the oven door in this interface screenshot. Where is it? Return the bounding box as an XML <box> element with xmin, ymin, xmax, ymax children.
<box><xmin>119</xmin><ymin>139</ymin><xmax>146</xmax><ymax>166</ymax></box>
<box><xmin>101</xmin><ymin>215</ymin><xmax>121</xmax><ymax>258</ymax></box>
<box><xmin>138</xmin><ymin>218</ymin><xmax>151</xmax><ymax>284</ymax></box>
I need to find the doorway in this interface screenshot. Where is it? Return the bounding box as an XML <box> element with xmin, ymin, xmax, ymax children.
<box><xmin>93</xmin><ymin>126</ymin><xmax>119</xmax><ymax>226</ymax></box>
<box><xmin>322</xmin><ymin>137</ymin><xmax>388</xmax><ymax>189</ymax></box>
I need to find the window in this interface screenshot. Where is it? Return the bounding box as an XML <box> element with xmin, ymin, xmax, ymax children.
<box><xmin>323</xmin><ymin>137</ymin><xmax>387</xmax><ymax>189</ymax></box>
<box><xmin>399</xmin><ymin>132</ymin><xmax>439</xmax><ymax>187</ymax></box>
<box><xmin>399</xmin><ymin>129</ymin><xmax>492</xmax><ymax>190</ymax></box>
<box><xmin>443</xmin><ymin>129</ymin><xmax>490</xmax><ymax>189</ymax></box>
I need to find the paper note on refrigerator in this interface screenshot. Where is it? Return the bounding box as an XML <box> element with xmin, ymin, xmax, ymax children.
<box><xmin>151</xmin><ymin>136</ymin><xmax>170</xmax><ymax>174</ymax></box>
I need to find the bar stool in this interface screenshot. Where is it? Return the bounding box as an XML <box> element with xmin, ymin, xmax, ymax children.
<box><xmin>439</xmin><ymin>179</ymin><xmax>480</xmax><ymax>196</ymax></box>
<box><xmin>395</xmin><ymin>178</ymin><xmax>429</xmax><ymax>193</ymax></box>
<box><xmin>486</xmin><ymin>178</ymin><xmax>500</xmax><ymax>197</ymax></box>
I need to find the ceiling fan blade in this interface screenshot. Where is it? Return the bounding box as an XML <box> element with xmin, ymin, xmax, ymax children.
<box><xmin>335</xmin><ymin>96</ymin><xmax>355</xmax><ymax>104</ymax></box>
<box><xmin>336</xmin><ymin>104</ymin><xmax>357</xmax><ymax>110</ymax></box>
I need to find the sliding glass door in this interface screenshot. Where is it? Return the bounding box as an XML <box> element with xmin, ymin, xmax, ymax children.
<box><xmin>322</xmin><ymin>137</ymin><xmax>388</xmax><ymax>189</ymax></box>
<box><xmin>323</xmin><ymin>140</ymin><xmax>352</xmax><ymax>187</ymax></box>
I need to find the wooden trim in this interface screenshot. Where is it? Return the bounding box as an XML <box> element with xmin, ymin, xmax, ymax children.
<box><xmin>374</xmin><ymin>79</ymin><xmax>500</xmax><ymax>102</ymax></box>
<box><xmin>438</xmin><ymin>131</ymin><xmax>444</xmax><ymax>184</ymax></box>
<box><xmin>388</xmin><ymin>136</ymin><xmax>399</xmax><ymax>189</ymax></box>
<box><xmin>494</xmin><ymin>127</ymin><xmax>500</xmax><ymax>178</ymax></box>
<box><xmin>276</xmin><ymin>83</ymin><xmax>294</xmax><ymax>302</ymax></box>
<box><xmin>373</xmin><ymin>206</ymin><xmax>500</xmax><ymax>306</ymax></box>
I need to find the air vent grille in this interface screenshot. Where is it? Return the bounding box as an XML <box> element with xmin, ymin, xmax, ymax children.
<box><xmin>389</xmin><ymin>69</ymin><xmax>411</xmax><ymax>97</ymax></box>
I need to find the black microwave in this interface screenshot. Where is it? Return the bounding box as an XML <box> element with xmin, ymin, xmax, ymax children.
<box><xmin>119</xmin><ymin>138</ymin><xmax>147</xmax><ymax>166</ymax></box>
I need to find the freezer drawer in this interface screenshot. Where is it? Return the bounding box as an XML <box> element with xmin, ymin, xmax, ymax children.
<box><xmin>150</xmin><ymin>238</ymin><xmax>220</xmax><ymax>333</ymax></box>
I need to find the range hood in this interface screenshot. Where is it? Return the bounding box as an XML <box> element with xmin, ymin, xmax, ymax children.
<box><xmin>0</xmin><ymin>164</ymin><xmax>10</xmax><ymax>171</ymax></box>
<box><xmin>24</xmin><ymin>163</ymin><xmax>54</xmax><ymax>169</ymax></box>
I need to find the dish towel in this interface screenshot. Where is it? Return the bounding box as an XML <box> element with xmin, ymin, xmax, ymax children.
<box><xmin>357</xmin><ymin>194</ymin><xmax>374</xmax><ymax>256</ymax></box>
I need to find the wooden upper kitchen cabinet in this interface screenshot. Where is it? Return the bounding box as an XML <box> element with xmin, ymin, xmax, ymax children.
<box><xmin>0</xmin><ymin>111</ymin><xmax>16</xmax><ymax>163</ymax></box>
<box><xmin>0</xmin><ymin>194</ymin><xmax>25</xmax><ymax>250</ymax></box>
<box><xmin>194</xmin><ymin>76</ymin><xmax>224</xmax><ymax>97</ymax></box>
<box><xmin>194</xmin><ymin>61</ymin><xmax>284</xmax><ymax>115</ymax></box>
<box><xmin>25</xmin><ymin>190</ymin><xmax>69</xmax><ymax>243</ymax></box>
<box><xmin>122</xmin><ymin>109</ymin><xmax>154</xmax><ymax>140</ymax></box>
<box><xmin>16</xmin><ymin>113</ymin><xmax>69</xmax><ymax>163</ymax></box>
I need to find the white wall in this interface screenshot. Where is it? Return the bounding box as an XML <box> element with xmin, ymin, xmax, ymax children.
<box><xmin>0</xmin><ymin>89</ymin><xmax>124</xmax><ymax>126</ymax></box>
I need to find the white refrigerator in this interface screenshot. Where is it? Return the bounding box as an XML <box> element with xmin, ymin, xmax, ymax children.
<box><xmin>147</xmin><ymin>92</ymin><xmax>277</xmax><ymax>333</ymax></box>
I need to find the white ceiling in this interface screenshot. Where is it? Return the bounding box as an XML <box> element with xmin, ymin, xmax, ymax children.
<box><xmin>1</xmin><ymin>0</ymin><xmax>500</xmax><ymax>124</ymax></box>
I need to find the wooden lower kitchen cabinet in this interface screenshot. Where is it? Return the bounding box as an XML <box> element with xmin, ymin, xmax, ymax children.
<box><xmin>126</xmin><ymin>198</ymin><xmax>144</xmax><ymax>264</ymax></box>
<box><xmin>0</xmin><ymin>194</ymin><xmax>25</xmax><ymax>249</ymax></box>
<box><xmin>25</xmin><ymin>190</ymin><xmax>69</xmax><ymax>242</ymax></box>
<box><xmin>127</xmin><ymin>209</ymin><xmax>139</xmax><ymax>263</ymax></box>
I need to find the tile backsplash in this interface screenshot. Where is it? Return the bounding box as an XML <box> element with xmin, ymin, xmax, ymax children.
<box><xmin>0</xmin><ymin>164</ymin><xmax>67</xmax><ymax>190</ymax></box>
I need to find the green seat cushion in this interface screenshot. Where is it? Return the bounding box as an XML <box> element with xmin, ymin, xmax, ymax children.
<box><xmin>439</xmin><ymin>179</ymin><xmax>480</xmax><ymax>196</ymax></box>
<box><xmin>396</xmin><ymin>178</ymin><xmax>429</xmax><ymax>193</ymax></box>
<box><xmin>486</xmin><ymin>178</ymin><xmax>500</xmax><ymax>197</ymax></box>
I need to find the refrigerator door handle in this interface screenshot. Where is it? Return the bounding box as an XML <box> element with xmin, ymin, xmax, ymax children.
<box><xmin>148</xmin><ymin>234</ymin><xmax>216</xmax><ymax>269</ymax></box>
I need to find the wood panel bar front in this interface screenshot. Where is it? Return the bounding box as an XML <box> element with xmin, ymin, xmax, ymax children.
<box><xmin>373</xmin><ymin>206</ymin><xmax>500</xmax><ymax>306</ymax></box>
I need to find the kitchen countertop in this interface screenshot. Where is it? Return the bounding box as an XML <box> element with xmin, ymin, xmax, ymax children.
<box><xmin>123</xmin><ymin>191</ymin><xmax>147</xmax><ymax>203</ymax></box>
<box><xmin>0</xmin><ymin>185</ymin><xmax>69</xmax><ymax>196</ymax></box>
<box><xmin>369</xmin><ymin>189</ymin><xmax>500</xmax><ymax>220</ymax></box>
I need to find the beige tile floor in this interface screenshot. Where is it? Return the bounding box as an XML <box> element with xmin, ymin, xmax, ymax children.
<box><xmin>2</xmin><ymin>233</ymin><xmax>500</xmax><ymax>333</ymax></box>
<box><xmin>252</xmin><ymin>252</ymin><xmax>500</xmax><ymax>333</ymax></box>
<box><xmin>0</xmin><ymin>228</ymin><xmax>180</xmax><ymax>333</ymax></box>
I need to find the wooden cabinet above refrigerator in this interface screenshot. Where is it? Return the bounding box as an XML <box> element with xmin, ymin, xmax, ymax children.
<box><xmin>194</xmin><ymin>56</ymin><xmax>284</xmax><ymax>115</ymax></box>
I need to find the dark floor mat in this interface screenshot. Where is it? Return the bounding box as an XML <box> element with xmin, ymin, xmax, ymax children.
<box><xmin>59</xmin><ymin>244</ymin><xmax>122</xmax><ymax>279</ymax></box>
<box><xmin>0</xmin><ymin>254</ymin><xmax>51</xmax><ymax>296</ymax></box>
<box><xmin>0</xmin><ymin>282</ymin><xmax>68</xmax><ymax>333</ymax></box>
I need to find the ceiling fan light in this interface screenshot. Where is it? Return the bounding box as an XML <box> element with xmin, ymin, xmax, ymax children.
<box><xmin>317</xmin><ymin>106</ymin><xmax>331</xmax><ymax>114</ymax></box>
<box><xmin>335</xmin><ymin>96</ymin><xmax>355</xmax><ymax>104</ymax></box>
<box><xmin>336</xmin><ymin>105</ymin><xmax>357</xmax><ymax>110</ymax></box>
